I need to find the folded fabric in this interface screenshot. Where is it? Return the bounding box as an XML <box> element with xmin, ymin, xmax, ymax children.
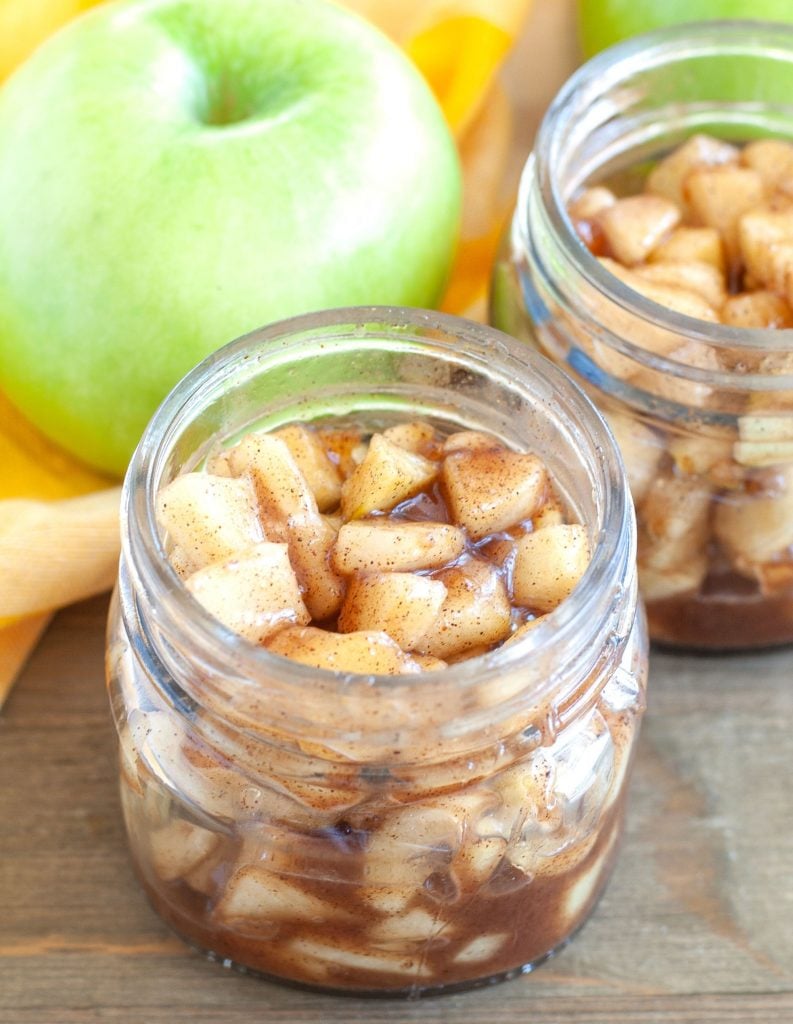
<box><xmin>0</xmin><ymin>0</ymin><xmax>102</xmax><ymax>81</ymax></box>
<box><xmin>0</xmin><ymin>392</ymin><xmax>111</xmax><ymax>698</ymax></box>
<box><xmin>343</xmin><ymin>0</ymin><xmax>531</xmax><ymax>134</ymax></box>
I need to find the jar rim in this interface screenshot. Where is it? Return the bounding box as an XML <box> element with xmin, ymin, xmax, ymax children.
<box><xmin>121</xmin><ymin>306</ymin><xmax>635</xmax><ymax>725</ymax></box>
<box><xmin>523</xmin><ymin>19</ymin><xmax>793</xmax><ymax>368</ymax></box>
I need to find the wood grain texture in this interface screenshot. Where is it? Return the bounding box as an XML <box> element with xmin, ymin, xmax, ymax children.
<box><xmin>1</xmin><ymin>596</ymin><xmax>791</xmax><ymax>1023</ymax></box>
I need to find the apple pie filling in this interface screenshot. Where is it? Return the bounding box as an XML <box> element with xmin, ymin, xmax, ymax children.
<box><xmin>562</xmin><ymin>135</ymin><xmax>793</xmax><ymax>648</ymax></box>
<box><xmin>112</xmin><ymin>416</ymin><xmax>644</xmax><ymax>994</ymax></box>
<box><xmin>156</xmin><ymin>420</ymin><xmax>591</xmax><ymax>668</ymax></box>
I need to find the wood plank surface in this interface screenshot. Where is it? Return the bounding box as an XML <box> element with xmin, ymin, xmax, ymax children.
<box><xmin>1</xmin><ymin>595</ymin><xmax>792</xmax><ymax>1023</ymax></box>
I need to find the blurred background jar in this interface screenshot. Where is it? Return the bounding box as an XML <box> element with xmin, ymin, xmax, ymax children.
<box><xmin>106</xmin><ymin>308</ymin><xmax>646</xmax><ymax>996</ymax></box>
<box><xmin>492</xmin><ymin>22</ymin><xmax>793</xmax><ymax>650</ymax></box>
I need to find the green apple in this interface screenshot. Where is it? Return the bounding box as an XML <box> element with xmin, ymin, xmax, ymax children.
<box><xmin>579</xmin><ymin>0</ymin><xmax>793</xmax><ymax>57</ymax></box>
<box><xmin>0</xmin><ymin>0</ymin><xmax>461</xmax><ymax>475</ymax></box>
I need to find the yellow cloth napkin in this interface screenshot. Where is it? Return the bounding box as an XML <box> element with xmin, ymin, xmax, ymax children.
<box><xmin>0</xmin><ymin>0</ymin><xmax>102</xmax><ymax>80</ymax></box>
<box><xmin>0</xmin><ymin>0</ymin><xmax>533</xmax><ymax>700</ymax></box>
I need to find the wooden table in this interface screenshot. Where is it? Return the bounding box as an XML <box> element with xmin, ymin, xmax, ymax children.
<box><xmin>2</xmin><ymin>595</ymin><xmax>792</xmax><ymax>1023</ymax></box>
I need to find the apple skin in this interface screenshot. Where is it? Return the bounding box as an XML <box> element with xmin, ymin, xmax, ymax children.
<box><xmin>0</xmin><ymin>0</ymin><xmax>461</xmax><ymax>475</ymax></box>
<box><xmin>579</xmin><ymin>0</ymin><xmax>793</xmax><ymax>56</ymax></box>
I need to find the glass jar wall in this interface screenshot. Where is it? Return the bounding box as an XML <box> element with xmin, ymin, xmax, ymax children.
<box><xmin>106</xmin><ymin>308</ymin><xmax>646</xmax><ymax>996</ymax></box>
<box><xmin>492</xmin><ymin>22</ymin><xmax>793</xmax><ymax>650</ymax></box>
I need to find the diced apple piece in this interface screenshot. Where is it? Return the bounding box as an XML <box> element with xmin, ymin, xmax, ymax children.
<box><xmin>368</xmin><ymin>907</ymin><xmax>440</xmax><ymax>945</ymax></box>
<box><xmin>274</xmin><ymin>424</ymin><xmax>342</xmax><ymax>512</ymax></box>
<box><xmin>338</xmin><ymin>573</ymin><xmax>447</xmax><ymax>650</ymax></box>
<box><xmin>644</xmin><ymin>284</ymin><xmax>720</xmax><ymax>324</ymax></box>
<box><xmin>767</xmin><ymin>241</ymin><xmax>793</xmax><ymax>307</ymax></box>
<box><xmin>227</xmin><ymin>432</ymin><xmax>317</xmax><ymax>524</ymax></box>
<box><xmin>267</xmin><ymin>626</ymin><xmax>422</xmax><ymax>675</ymax></box>
<box><xmin>495</xmin><ymin>752</ymin><xmax>561</xmax><ymax>836</ymax></box>
<box><xmin>667</xmin><ymin>435</ymin><xmax>735</xmax><ymax>480</ymax></box>
<box><xmin>734</xmin><ymin>440</ymin><xmax>793</xmax><ymax>469</ymax></box>
<box><xmin>738</xmin><ymin>207</ymin><xmax>793</xmax><ymax>283</ymax></box>
<box><xmin>370</xmin><ymin>793</ymin><xmax>488</xmax><ymax>862</ymax></box>
<box><xmin>322</xmin><ymin>512</ymin><xmax>343</xmax><ymax>533</ymax></box>
<box><xmin>721</xmin><ymin>290</ymin><xmax>793</xmax><ymax>328</ymax></box>
<box><xmin>446</xmin><ymin>643</ymin><xmax>491</xmax><ymax>664</ymax></box>
<box><xmin>185</xmin><ymin>542</ymin><xmax>309</xmax><ymax>644</ymax></box>
<box><xmin>457</xmin><ymin>835</ymin><xmax>506</xmax><ymax>885</ymax></box>
<box><xmin>600</xmin><ymin>257</ymin><xmax>719</xmax><ymax>328</ymax></box>
<box><xmin>479</xmin><ymin>535</ymin><xmax>516</xmax><ymax>567</ymax></box>
<box><xmin>646</xmin><ymin>134</ymin><xmax>738</xmax><ymax>211</ymax></box>
<box><xmin>285</xmin><ymin>512</ymin><xmax>344</xmax><ymax>621</ymax></box>
<box><xmin>340</xmin><ymin>433</ymin><xmax>437</xmax><ymax>519</ymax></box>
<box><xmin>596</xmin><ymin>195</ymin><xmax>680</xmax><ymax>266</ymax></box>
<box><xmin>332</xmin><ymin>520</ymin><xmax>466</xmax><ymax>574</ymax></box>
<box><xmin>756</xmin><ymin>348</ymin><xmax>793</xmax><ymax>380</ymax></box>
<box><xmin>649</xmin><ymin>226</ymin><xmax>725</xmax><ymax>272</ymax></box>
<box><xmin>740</xmin><ymin>138</ymin><xmax>793</xmax><ymax>190</ymax></box>
<box><xmin>532</xmin><ymin>496</ymin><xmax>565</xmax><ymax>531</ymax></box>
<box><xmin>382</xmin><ymin>420</ymin><xmax>441</xmax><ymax>457</ymax></box>
<box><xmin>641</xmin><ymin>472</ymin><xmax>711</xmax><ymax>542</ymax></box>
<box><xmin>512</xmin><ymin>524</ymin><xmax>591</xmax><ymax>613</ymax></box>
<box><xmin>270</xmin><ymin>772</ymin><xmax>362</xmax><ymax>815</ymax></box>
<box><xmin>359</xmin><ymin>886</ymin><xmax>413</xmax><ymax>915</ymax></box>
<box><xmin>560</xmin><ymin>847</ymin><xmax>614</xmax><ymax>925</ymax></box>
<box><xmin>503</xmin><ymin>616</ymin><xmax>547</xmax><ymax>646</ymax></box>
<box><xmin>603</xmin><ymin>411</ymin><xmax>663</xmax><ymax>505</ymax></box>
<box><xmin>442</xmin><ymin>446</ymin><xmax>548</xmax><ymax>540</ymax></box>
<box><xmin>316</xmin><ymin>427</ymin><xmax>367</xmax><ymax>478</ymax></box>
<box><xmin>738</xmin><ymin>415</ymin><xmax>793</xmax><ymax>443</ymax></box>
<box><xmin>631</xmin><ymin>337</ymin><xmax>720</xmax><ymax>408</ymax></box>
<box><xmin>633</xmin><ymin>260</ymin><xmax>725</xmax><ymax>310</ymax></box>
<box><xmin>417</xmin><ymin>559</ymin><xmax>511</xmax><ymax>659</ymax></box>
<box><xmin>149</xmin><ymin>819</ymin><xmax>219</xmax><ymax>882</ymax></box>
<box><xmin>639</xmin><ymin>474</ymin><xmax>711</xmax><ymax>573</ymax></box>
<box><xmin>167</xmin><ymin>544</ymin><xmax>196</xmax><ymax>579</ymax></box>
<box><xmin>583</xmin><ymin>265</ymin><xmax>669</xmax><ymax>378</ymax></box>
<box><xmin>156</xmin><ymin>472</ymin><xmax>263</xmax><ymax>574</ymax></box>
<box><xmin>685</xmin><ymin>166</ymin><xmax>764</xmax><ymax>262</ymax></box>
<box><xmin>225</xmin><ymin>432</ymin><xmax>343</xmax><ymax>618</ymax></box>
<box><xmin>183</xmin><ymin>850</ymin><xmax>222</xmax><ymax>897</ymax></box>
<box><xmin>775</xmin><ymin>169</ymin><xmax>793</xmax><ymax>203</ymax></box>
<box><xmin>756</xmin><ymin>560</ymin><xmax>793</xmax><ymax>596</ymax></box>
<box><xmin>714</xmin><ymin>466</ymin><xmax>793</xmax><ymax>566</ymax></box>
<box><xmin>127</xmin><ymin>711</ymin><xmax>242</xmax><ymax>823</ymax></box>
<box><xmin>568</xmin><ymin>186</ymin><xmax>616</xmax><ymax>221</ymax></box>
<box><xmin>289</xmin><ymin>936</ymin><xmax>432</xmax><ymax>979</ymax></box>
<box><xmin>411</xmin><ymin>653</ymin><xmax>448</xmax><ymax>672</ymax></box>
<box><xmin>215</xmin><ymin>865</ymin><xmax>331</xmax><ymax>925</ymax></box>
<box><xmin>442</xmin><ymin>430</ymin><xmax>504</xmax><ymax>454</ymax></box>
<box><xmin>454</xmin><ymin>934</ymin><xmax>509</xmax><ymax>964</ymax></box>
<box><xmin>204</xmin><ymin>448</ymin><xmax>234</xmax><ymax>477</ymax></box>
<box><xmin>733</xmin><ymin>415</ymin><xmax>793</xmax><ymax>468</ymax></box>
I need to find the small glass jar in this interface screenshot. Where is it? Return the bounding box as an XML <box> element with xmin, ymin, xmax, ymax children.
<box><xmin>106</xmin><ymin>307</ymin><xmax>646</xmax><ymax>996</ymax></box>
<box><xmin>492</xmin><ymin>22</ymin><xmax>793</xmax><ymax>650</ymax></box>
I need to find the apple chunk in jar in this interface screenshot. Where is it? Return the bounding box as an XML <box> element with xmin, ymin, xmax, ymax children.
<box><xmin>107</xmin><ymin>308</ymin><xmax>646</xmax><ymax>995</ymax></box>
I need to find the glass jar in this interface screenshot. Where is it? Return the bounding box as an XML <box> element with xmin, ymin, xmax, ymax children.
<box><xmin>106</xmin><ymin>307</ymin><xmax>646</xmax><ymax>996</ymax></box>
<box><xmin>492</xmin><ymin>22</ymin><xmax>793</xmax><ymax>650</ymax></box>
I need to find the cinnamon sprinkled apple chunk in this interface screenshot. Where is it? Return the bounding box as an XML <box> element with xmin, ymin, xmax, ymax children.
<box><xmin>156</xmin><ymin>420</ymin><xmax>592</xmax><ymax>671</ymax></box>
